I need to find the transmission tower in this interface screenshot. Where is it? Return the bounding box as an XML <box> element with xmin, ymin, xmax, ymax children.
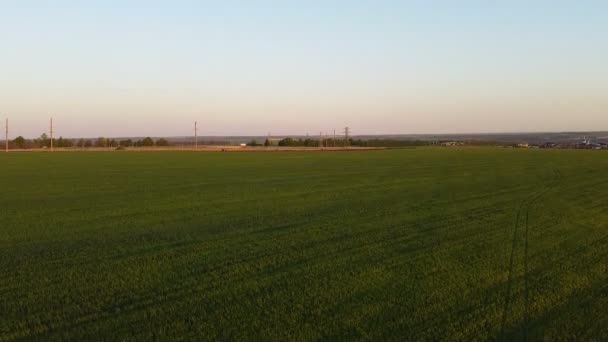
<box><xmin>343</xmin><ymin>127</ymin><xmax>350</xmax><ymax>147</ymax></box>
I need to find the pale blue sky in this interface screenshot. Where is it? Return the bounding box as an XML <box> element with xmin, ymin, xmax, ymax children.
<box><xmin>1</xmin><ymin>1</ymin><xmax>607</xmax><ymax>138</ymax></box>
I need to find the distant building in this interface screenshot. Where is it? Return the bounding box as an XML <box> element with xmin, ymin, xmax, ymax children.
<box><xmin>517</xmin><ymin>143</ymin><xmax>529</xmax><ymax>148</ymax></box>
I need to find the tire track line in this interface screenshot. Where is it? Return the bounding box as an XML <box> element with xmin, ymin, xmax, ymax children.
<box><xmin>524</xmin><ymin>208</ymin><xmax>530</xmax><ymax>341</ymax></box>
<box><xmin>522</xmin><ymin>168</ymin><xmax>561</xmax><ymax>340</ymax></box>
<box><xmin>500</xmin><ymin>168</ymin><xmax>561</xmax><ymax>341</ymax></box>
<box><xmin>500</xmin><ymin>199</ymin><xmax>525</xmax><ymax>341</ymax></box>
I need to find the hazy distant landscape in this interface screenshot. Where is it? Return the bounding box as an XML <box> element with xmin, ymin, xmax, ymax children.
<box><xmin>75</xmin><ymin>131</ymin><xmax>608</xmax><ymax>145</ymax></box>
<box><xmin>2</xmin><ymin>0</ymin><xmax>608</xmax><ymax>340</ymax></box>
<box><xmin>4</xmin><ymin>131</ymin><xmax>608</xmax><ymax>150</ymax></box>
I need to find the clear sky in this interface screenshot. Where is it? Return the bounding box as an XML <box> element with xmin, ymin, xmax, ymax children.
<box><xmin>1</xmin><ymin>1</ymin><xmax>607</xmax><ymax>138</ymax></box>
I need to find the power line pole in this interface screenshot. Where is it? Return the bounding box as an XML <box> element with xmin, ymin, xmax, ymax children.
<box><xmin>343</xmin><ymin>127</ymin><xmax>350</xmax><ymax>148</ymax></box>
<box><xmin>5</xmin><ymin>118</ymin><xmax>8</xmax><ymax>153</ymax></box>
<box><xmin>194</xmin><ymin>121</ymin><xmax>198</xmax><ymax>150</ymax></box>
<box><xmin>50</xmin><ymin>117</ymin><xmax>54</xmax><ymax>152</ymax></box>
<box><xmin>333</xmin><ymin>129</ymin><xmax>336</xmax><ymax>147</ymax></box>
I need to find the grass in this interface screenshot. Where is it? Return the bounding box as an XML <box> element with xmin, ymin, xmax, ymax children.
<box><xmin>1</xmin><ymin>148</ymin><xmax>607</xmax><ymax>340</ymax></box>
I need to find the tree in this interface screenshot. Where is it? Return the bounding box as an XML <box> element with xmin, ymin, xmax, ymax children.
<box><xmin>142</xmin><ymin>137</ymin><xmax>154</xmax><ymax>146</ymax></box>
<box><xmin>96</xmin><ymin>137</ymin><xmax>107</xmax><ymax>147</ymax></box>
<box><xmin>303</xmin><ymin>138</ymin><xmax>315</xmax><ymax>147</ymax></box>
<box><xmin>264</xmin><ymin>139</ymin><xmax>271</xmax><ymax>147</ymax></box>
<box><xmin>119</xmin><ymin>139</ymin><xmax>133</xmax><ymax>147</ymax></box>
<box><xmin>38</xmin><ymin>133</ymin><xmax>50</xmax><ymax>147</ymax></box>
<box><xmin>13</xmin><ymin>136</ymin><xmax>26</xmax><ymax>149</ymax></box>
<box><xmin>278</xmin><ymin>138</ymin><xmax>295</xmax><ymax>146</ymax></box>
<box><xmin>155</xmin><ymin>138</ymin><xmax>169</xmax><ymax>146</ymax></box>
<box><xmin>56</xmin><ymin>136</ymin><xmax>73</xmax><ymax>148</ymax></box>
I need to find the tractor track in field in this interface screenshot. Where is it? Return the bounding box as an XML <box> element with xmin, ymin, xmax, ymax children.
<box><xmin>500</xmin><ymin>168</ymin><xmax>561</xmax><ymax>341</ymax></box>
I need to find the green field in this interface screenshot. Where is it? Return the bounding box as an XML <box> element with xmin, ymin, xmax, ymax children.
<box><xmin>1</xmin><ymin>149</ymin><xmax>607</xmax><ymax>340</ymax></box>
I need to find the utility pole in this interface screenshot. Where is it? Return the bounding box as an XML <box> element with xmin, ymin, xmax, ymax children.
<box><xmin>5</xmin><ymin>118</ymin><xmax>8</xmax><ymax>153</ymax></box>
<box><xmin>333</xmin><ymin>129</ymin><xmax>336</xmax><ymax>147</ymax></box>
<box><xmin>194</xmin><ymin>121</ymin><xmax>198</xmax><ymax>150</ymax></box>
<box><xmin>319</xmin><ymin>131</ymin><xmax>323</xmax><ymax>149</ymax></box>
<box><xmin>344</xmin><ymin>127</ymin><xmax>350</xmax><ymax>147</ymax></box>
<box><xmin>50</xmin><ymin>117</ymin><xmax>54</xmax><ymax>152</ymax></box>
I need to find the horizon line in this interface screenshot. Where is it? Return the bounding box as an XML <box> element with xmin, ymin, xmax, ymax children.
<box><xmin>4</xmin><ymin>130</ymin><xmax>608</xmax><ymax>141</ymax></box>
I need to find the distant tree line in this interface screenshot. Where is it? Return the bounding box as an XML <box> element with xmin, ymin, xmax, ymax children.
<box><xmin>10</xmin><ymin>134</ymin><xmax>599</xmax><ymax>149</ymax></box>
<box><xmin>276</xmin><ymin>138</ymin><xmax>349</xmax><ymax>147</ymax></box>
<box><xmin>8</xmin><ymin>134</ymin><xmax>171</xmax><ymax>149</ymax></box>
<box><xmin>350</xmin><ymin>139</ymin><xmax>431</xmax><ymax>147</ymax></box>
<box><xmin>115</xmin><ymin>137</ymin><xmax>169</xmax><ymax>147</ymax></box>
<box><xmin>271</xmin><ymin>138</ymin><xmax>432</xmax><ymax>148</ymax></box>
<box><xmin>9</xmin><ymin>134</ymin><xmax>77</xmax><ymax>149</ymax></box>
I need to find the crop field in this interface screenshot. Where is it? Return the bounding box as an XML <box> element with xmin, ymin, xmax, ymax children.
<box><xmin>1</xmin><ymin>148</ymin><xmax>607</xmax><ymax>340</ymax></box>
